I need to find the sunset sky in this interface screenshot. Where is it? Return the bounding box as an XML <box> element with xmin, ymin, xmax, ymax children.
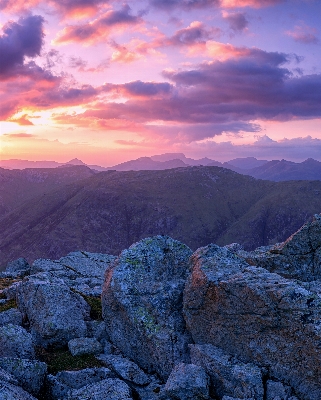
<box><xmin>0</xmin><ymin>0</ymin><xmax>320</xmax><ymax>166</ymax></box>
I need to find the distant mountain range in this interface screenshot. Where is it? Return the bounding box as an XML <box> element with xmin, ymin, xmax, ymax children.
<box><xmin>1</xmin><ymin>165</ymin><xmax>321</xmax><ymax>268</ymax></box>
<box><xmin>1</xmin><ymin>154</ymin><xmax>321</xmax><ymax>181</ymax></box>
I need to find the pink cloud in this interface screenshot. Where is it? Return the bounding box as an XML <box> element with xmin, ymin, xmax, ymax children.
<box><xmin>149</xmin><ymin>0</ymin><xmax>284</xmax><ymax>9</ymax></box>
<box><xmin>286</xmin><ymin>23</ymin><xmax>319</xmax><ymax>44</ymax></box>
<box><xmin>9</xmin><ymin>114</ymin><xmax>34</xmax><ymax>125</ymax></box>
<box><xmin>0</xmin><ymin>0</ymin><xmax>106</xmax><ymax>17</ymax></box>
<box><xmin>3</xmin><ymin>132</ymin><xmax>35</xmax><ymax>137</ymax></box>
<box><xmin>54</xmin><ymin>5</ymin><xmax>144</xmax><ymax>45</ymax></box>
<box><xmin>220</xmin><ymin>0</ymin><xmax>284</xmax><ymax>8</ymax></box>
<box><xmin>205</xmin><ymin>41</ymin><xmax>252</xmax><ymax>60</ymax></box>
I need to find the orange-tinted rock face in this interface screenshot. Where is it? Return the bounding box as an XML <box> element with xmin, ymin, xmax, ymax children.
<box><xmin>184</xmin><ymin>243</ymin><xmax>321</xmax><ymax>400</ymax></box>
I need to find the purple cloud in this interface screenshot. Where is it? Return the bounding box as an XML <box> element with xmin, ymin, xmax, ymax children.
<box><xmin>99</xmin><ymin>4</ymin><xmax>142</xmax><ymax>26</ymax></box>
<box><xmin>149</xmin><ymin>0</ymin><xmax>284</xmax><ymax>10</ymax></box>
<box><xmin>0</xmin><ymin>15</ymin><xmax>44</xmax><ymax>76</ymax></box>
<box><xmin>150</xmin><ymin>0</ymin><xmax>213</xmax><ymax>10</ymax></box>
<box><xmin>64</xmin><ymin>47</ymin><xmax>321</xmax><ymax>142</ymax></box>
<box><xmin>166</xmin><ymin>21</ymin><xmax>221</xmax><ymax>45</ymax></box>
<box><xmin>55</xmin><ymin>4</ymin><xmax>143</xmax><ymax>44</ymax></box>
<box><xmin>196</xmin><ymin>136</ymin><xmax>321</xmax><ymax>162</ymax></box>
<box><xmin>222</xmin><ymin>11</ymin><xmax>248</xmax><ymax>33</ymax></box>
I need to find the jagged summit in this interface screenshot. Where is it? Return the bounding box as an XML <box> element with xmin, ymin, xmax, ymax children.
<box><xmin>0</xmin><ymin>215</ymin><xmax>320</xmax><ymax>399</ymax></box>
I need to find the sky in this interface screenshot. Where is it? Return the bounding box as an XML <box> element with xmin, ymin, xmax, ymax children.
<box><xmin>0</xmin><ymin>0</ymin><xmax>320</xmax><ymax>166</ymax></box>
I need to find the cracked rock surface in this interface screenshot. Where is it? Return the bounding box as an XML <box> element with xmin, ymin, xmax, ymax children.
<box><xmin>102</xmin><ymin>236</ymin><xmax>193</xmax><ymax>380</ymax></box>
<box><xmin>184</xmin><ymin>239</ymin><xmax>321</xmax><ymax>400</ymax></box>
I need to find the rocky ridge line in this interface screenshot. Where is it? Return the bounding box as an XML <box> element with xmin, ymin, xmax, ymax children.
<box><xmin>0</xmin><ymin>214</ymin><xmax>321</xmax><ymax>399</ymax></box>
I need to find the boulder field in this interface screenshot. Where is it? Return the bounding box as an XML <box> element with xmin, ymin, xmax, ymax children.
<box><xmin>0</xmin><ymin>215</ymin><xmax>321</xmax><ymax>399</ymax></box>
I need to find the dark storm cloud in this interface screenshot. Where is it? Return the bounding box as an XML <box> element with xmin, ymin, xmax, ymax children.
<box><xmin>0</xmin><ymin>15</ymin><xmax>44</xmax><ymax>76</ymax></box>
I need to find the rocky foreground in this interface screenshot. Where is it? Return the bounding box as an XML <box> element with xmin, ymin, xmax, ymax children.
<box><xmin>0</xmin><ymin>215</ymin><xmax>321</xmax><ymax>399</ymax></box>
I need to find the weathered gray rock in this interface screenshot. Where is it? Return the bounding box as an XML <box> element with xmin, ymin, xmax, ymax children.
<box><xmin>98</xmin><ymin>354</ymin><xmax>151</xmax><ymax>385</ymax></box>
<box><xmin>189</xmin><ymin>344</ymin><xmax>263</xmax><ymax>400</ymax></box>
<box><xmin>87</xmin><ymin>320</ymin><xmax>107</xmax><ymax>342</ymax></box>
<box><xmin>224</xmin><ymin>243</ymin><xmax>244</xmax><ymax>253</ymax></box>
<box><xmin>239</xmin><ymin>214</ymin><xmax>321</xmax><ymax>281</ymax></box>
<box><xmin>66</xmin><ymin>378</ymin><xmax>133</xmax><ymax>400</ymax></box>
<box><xmin>135</xmin><ymin>378</ymin><xmax>164</xmax><ymax>400</ymax></box>
<box><xmin>2</xmin><ymin>282</ymin><xmax>21</xmax><ymax>300</ymax></box>
<box><xmin>221</xmin><ymin>397</ymin><xmax>254</xmax><ymax>400</ymax></box>
<box><xmin>31</xmin><ymin>259</ymin><xmax>64</xmax><ymax>274</ymax></box>
<box><xmin>59</xmin><ymin>251</ymin><xmax>116</xmax><ymax>278</ymax></box>
<box><xmin>184</xmin><ymin>244</ymin><xmax>321</xmax><ymax>400</ymax></box>
<box><xmin>266</xmin><ymin>380</ymin><xmax>292</xmax><ymax>400</ymax></box>
<box><xmin>0</xmin><ymin>358</ymin><xmax>47</xmax><ymax>396</ymax></box>
<box><xmin>0</xmin><ymin>367</ymin><xmax>18</xmax><ymax>385</ymax></box>
<box><xmin>164</xmin><ymin>363</ymin><xmax>210</xmax><ymax>400</ymax></box>
<box><xmin>68</xmin><ymin>337</ymin><xmax>103</xmax><ymax>356</ymax></box>
<box><xmin>47</xmin><ymin>367</ymin><xmax>115</xmax><ymax>399</ymax></box>
<box><xmin>0</xmin><ymin>381</ymin><xmax>37</xmax><ymax>400</ymax></box>
<box><xmin>102</xmin><ymin>236</ymin><xmax>193</xmax><ymax>380</ymax></box>
<box><xmin>0</xmin><ymin>324</ymin><xmax>35</xmax><ymax>359</ymax></box>
<box><xmin>31</xmin><ymin>252</ymin><xmax>116</xmax><ymax>296</ymax></box>
<box><xmin>0</xmin><ymin>308</ymin><xmax>22</xmax><ymax>326</ymax></box>
<box><xmin>5</xmin><ymin>258</ymin><xmax>30</xmax><ymax>278</ymax></box>
<box><xmin>16</xmin><ymin>273</ymin><xmax>90</xmax><ymax>348</ymax></box>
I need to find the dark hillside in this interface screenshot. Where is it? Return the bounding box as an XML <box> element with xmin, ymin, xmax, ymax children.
<box><xmin>0</xmin><ymin>166</ymin><xmax>320</xmax><ymax>267</ymax></box>
<box><xmin>0</xmin><ymin>165</ymin><xmax>96</xmax><ymax>218</ymax></box>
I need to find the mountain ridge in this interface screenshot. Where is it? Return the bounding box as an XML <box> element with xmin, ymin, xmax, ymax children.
<box><xmin>2</xmin><ymin>154</ymin><xmax>321</xmax><ymax>181</ymax></box>
<box><xmin>1</xmin><ymin>165</ymin><xmax>321</xmax><ymax>267</ymax></box>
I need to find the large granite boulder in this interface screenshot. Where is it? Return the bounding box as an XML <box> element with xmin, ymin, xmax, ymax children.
<box><xmin>0</xmin><ymin>308</ymin><xmax>23</xmax><ymax>326</ymax></box>
<box><xmin>189</xmin><ymin>344</ymin><xmax>263</xmax><ymax>399</ymax></box>
<box><xmin>98</xmin><ymin>354</ymin><xmax>151</xmax><ymax>385</ymax></box>
<box><xmin>239</xmin><ymin>214</ymin><xmax>321</xmax><ymax>281</ymax></box>
<box><xmin>0</xmin><ymin>367</ymin><xmax>18</xmax><ymax>385</ymax></box>
<box><xmin>184</xmin><ymin>244</ymin><xmax>321</xmax><ymax>400</ymax></box>
<box><xmin>66</xmin><ymin>378</ymin><xmax>133</xmax><ymax>400</ymax></box>
<box><xmin>0</xmin><ymin>381</ymin><xmax>37</xmax><ymax>400</ymax></box>
<box><xmin>102</xmin><ymin>236</ymin><xmax>193</xmax><ymax>380</ymax></box>
<box><xmin>68</xmin><ymin>337</ymin><xmax>103</xmax><ymax>356</ymax></box>
<box><xmin>164</xmin><ymin>363</ymin><xmax>210</xmax><ymax>400</ymax></box>
<box><xmin>0</xmin><ymin>358</ymin><xmax>47</xmax><ymax>396</ymax></box>
<box><xmin>16</xmin><ymin>273</ymin><xmax>90</xmax><ymax>347</ymax></box>
<box><xmin>0</xmin><ymin>324</ymin><xmax>35</xmax><ymax>359</ymax></box>
<box><xmin>47</xmin><ymin>367</ymin><xmax>115</xmax><ymax>399</ymax></box>
<box><xmin>4</xmin><ymin>258</ymin><xmax>30</xmax><ymax>278</ymax></box>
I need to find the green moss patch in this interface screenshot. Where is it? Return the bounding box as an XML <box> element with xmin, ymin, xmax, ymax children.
<box><xmin>36</xmin><ymin>347</ymin><xmax>104</xmax><ymax>375</ymax></box>
<box><xmin>71</xmin><ymin>289</ymin><xmax>103</xmax><ymax>320</ymax></box>
<box><xmin>0</xmin><ymin>299</ymin><xmax>17</xmax><ymax>313</ymax></box>
<box><xmin>83</xmin><ymin>295</ymin><xmax>103</xmax><ymax>320</ymax></box>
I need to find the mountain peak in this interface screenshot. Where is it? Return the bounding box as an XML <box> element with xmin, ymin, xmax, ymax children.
<box><xmin>65</xmin><ymin>158</ymin><xmax>86</xmax><ymax>166</ymax></box>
